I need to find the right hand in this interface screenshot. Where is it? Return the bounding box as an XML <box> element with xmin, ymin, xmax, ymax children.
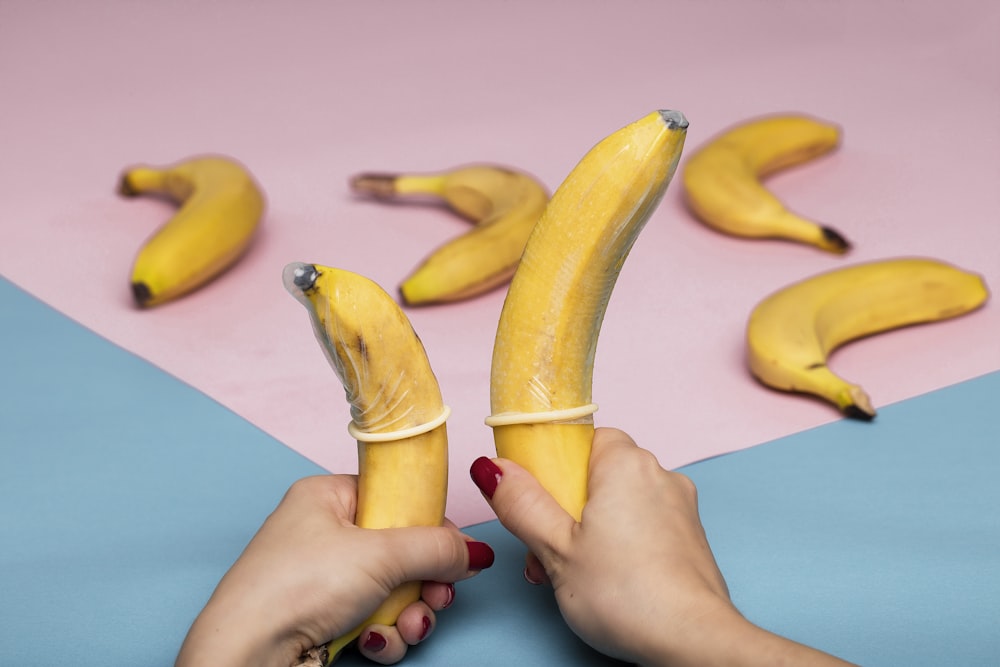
<box><xmin>470</xmin><ymin>427</ymin><xmax>734</xmax><ymax>663</ymax></box>
<box><xmin>471</xmin><ymin>427</ymin><xmax>854</xmax><ymax>666</ymax></box>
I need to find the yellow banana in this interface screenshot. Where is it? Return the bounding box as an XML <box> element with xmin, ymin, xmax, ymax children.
<box><xmin>682</xmin><ymin>114</ymin><xmax>850</xmax><ymax>253</ymax></box>
<box><xmin>119</xmin><ymin>155</ymin><xmax>266</xmax><ymax>307</ymax></box>
<box><xmin>487</xmin><ymin>110</ymin><xmax>688</xmax><ymax>520</ymax></box>
<box><xmin>350</xmin><ymin>164</ymin><xmax>549</xmax><ymax>306</ymax></box>
<box><xmin>746</xmin><ymin>257</ymin><xmax>989</xmax><ymax>419</ymax></box>
<box><xmin>283</xmin><ymin>262</ymin><xmax>449</xmax><ymax>665</ymax></box>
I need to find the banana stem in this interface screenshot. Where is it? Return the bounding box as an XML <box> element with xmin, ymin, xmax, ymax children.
<box><xmin>349</xmin><ymin>173</ymin><xmax>400</xmax><ymax>199</ymax></box>
<box><xmin>118</xmin><ymin>166</ymin><xmax>169</xmax><ymax>198</ymax></box>
<box><xmin>350</xmin><ymin>173</ymin><xmax>447</xmax><ymax>199</ymax></box>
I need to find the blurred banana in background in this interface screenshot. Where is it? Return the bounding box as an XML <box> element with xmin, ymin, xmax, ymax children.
<box><xmin>683</xmin><ymin>114</ymin><xmax>850</xmax><ymax>253</ymax></box>
<box><xmin>118</xmin><ymin>155</ymin><xmax>266</xmax><ymax>307</ymax></box>
<box><xmin>283</xmin><ymin>262</ymin><xmax>449</xmax><ymax>665</ymax></box>
<box><xmin>488</xmin><ymin>110</ymin><xmax>688</xmax><ymax>520</ymax></box>
<box><xmin>746</xmin><ymin>257</ymin><xmax>989</xmax><ymax>419</ymax></box>
<box><xmin>351</xmin><ymin>164</ymin><xmax>549</xmax><ymax>306</ymax></box>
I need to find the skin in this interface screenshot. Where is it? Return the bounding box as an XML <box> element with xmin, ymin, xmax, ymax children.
<box><xmin>477</xmin><ymin>427</ymin><xmax>856</xmax><ymax>667</ymax></box>
<box><xmin>178</xmin><ymin>427</ymin><xmax>855</xmax><ymax>667</ymax></box>
<box><xmin>175</xmin><ymin>475</ymin><xmax>490</xmax><ymax>667</ymax></box>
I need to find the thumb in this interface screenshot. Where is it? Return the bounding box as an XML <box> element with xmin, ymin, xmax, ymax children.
<box><xmin>470</xmin><ymin>456</ymin><xmax>575</xmax><ymax>563</ymax></box>
<box><xmin>377</xmin><ymin>525</ymin><xmax>494</xmax><ymax>586</ymax></box>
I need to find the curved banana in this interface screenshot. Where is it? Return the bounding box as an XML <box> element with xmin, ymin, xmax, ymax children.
<box><xmin>283</xmin><ymin>262</ymin><xmax>449</xmax><ymax>665</ymax></box>
<box><xmin>350</xmin><ymin>164</ymin><xmax>549</xmax><ymax>306</ymax></box>
<box><xmin>487</xmin><ymin>110</ymin><xmax>688</xmax><ymax>520</ymax></box>
<box><xmin>118</xmin><ymin>155</ymin><xmax>266</xmax><ymax>307</ymax></box>
<box><xmin>746</xmin><ymin>257</ymin><xmax>989</xmax><ymax>419</ymax></box>
<box><xmin>682</xmin><ymin>114</ymin><xmax>850</xmax><ymax>253</ymax></box>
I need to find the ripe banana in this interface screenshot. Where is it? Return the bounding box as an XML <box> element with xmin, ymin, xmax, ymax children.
<box><xmin>746</xmin><ymin>257</ymin><xmax>989</xmax><ymax>419</ymax></box>
<box><xmin>487</xmin><ymin>110</ymin><xmax>688</xmax><ymax>520</ymax></box>
<box><xmin>119</xmin><ymin>155</ymin><xmax>266</xmax><ymax>307</ymax></box>
<box><xmin>283</xmin><ymin>262</ymin><xmax>449</xmax><ymax>665</ymax></box>
<box><xmin>682</xmin><ymin>114</ymin><xmax>850</xmax><ymax>253</ymax></box>
<box><xmin>350</xmin><ymin>164</ymin><xmax>549</xmax><ymax>306</ymax></box>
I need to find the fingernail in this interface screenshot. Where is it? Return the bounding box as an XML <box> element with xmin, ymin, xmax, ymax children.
<box><xmin>362</xmin><ymin>631</ymin><xmax>387</xmax><ymax>652</ymax></box>
<box><xmin>523</xmin><ymin>566</ymin><xmax>544</xmax><ymax>586</ymax></box>
<box><xmin>470</xmin><ymin>456</ymin><xmax>502</xmax><ymax>499</ymax></box>
<box><xmin>442</xmin><ymin>583</ymin><xmax>455</xmax><ymax>609</ymax></box>
<box><xmin>418</xmin><ymin>615</ymin><xmax>432</xmax><ymax>642</ymax></box>
<box><xmin>466</xmin><ymin>541</ymin><xmax>495</xmax><ymax>570</ymax></box>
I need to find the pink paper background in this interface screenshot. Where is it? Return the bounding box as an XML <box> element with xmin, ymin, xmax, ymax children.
<box><xmin>2</xmin><ymin>1</ymin><xmax>998</xmax><ymax>527</ymax></box>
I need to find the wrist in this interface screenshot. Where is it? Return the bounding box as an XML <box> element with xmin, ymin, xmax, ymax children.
<box><xmin>631</xmin><ymin>599</ymin><xmax>760</xmax><ymax>667</ymax></box>
<box><xmin>638</xmin><ymin>602</ymin><xmax>853</xmax><ymax>667</ymax></box>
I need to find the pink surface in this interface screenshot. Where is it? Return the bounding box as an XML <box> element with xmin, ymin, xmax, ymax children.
<box><xmin>2</xmin><ymin>1</ymin><xmax>998</xmax><ymax>527</ymax></box>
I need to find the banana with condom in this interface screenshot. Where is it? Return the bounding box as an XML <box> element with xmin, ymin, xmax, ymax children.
<box><xmin>487</xmin><ymin>110</ymin><xmax>688</xmax><ymax>520</ymax></box>
<box><xmin>682</xmin><ymin>114</ymin><xmax>850</xmax><ymax>253</ymax></box>
<box><xmin>351</xmin><ymin>164</ymin><xmax>549</xmax><ymax>306</ymax></box>
<box><xmin>283</xmin><ymin>262</ymin><xmax>450</xmax><ymax>665</ymax></box>
<box><xmin>118</xmin><ymin>155</ymin><xmax>266</xmax><ymax>307</ymax></box>
<box><xmin>746</xmin><ymin>257</ymin><xmax>989</xmax><ymax>419</ymax></box>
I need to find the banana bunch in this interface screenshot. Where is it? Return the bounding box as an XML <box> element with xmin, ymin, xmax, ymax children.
<box><xmin>350</xmin><ymin>164</ymin><xmax>549</xmax><ymax>306</ymax></box>
<box><xmin>488</xmin><ymin>110</ymin><xmax>688</xmax><ymax>520</ymax></box>
<box><xmin>683</xmin><ymin>114</ymin><xmax>850</xmax><ymax>253</ymax></box>
<box><xmin>747</xmin><ymin>257</ymin><xmax>989</xmax><ymax>419</ymax></box>
<box><xmin>118</xmin><ymin>155</ymin><xmax>266</xmax><ymax>307</ymax></box>
<box><xmin>283</xmin><ymin>262</ymin><xmax>449</xmax><ymax>665</ymax></box>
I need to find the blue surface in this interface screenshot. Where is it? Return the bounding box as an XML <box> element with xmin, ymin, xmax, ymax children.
<box><xmin>2</xmin><ymin>275</ymin><xmax>998</xmax><ymax>666</ymax></box>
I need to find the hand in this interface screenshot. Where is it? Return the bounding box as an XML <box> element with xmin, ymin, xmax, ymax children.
<box><xmin>176</xmin><ymin>474</ymin><xmax>494</xmax><ymax>667</ymax></box>
<box><xmin>472</xmin><ymin>427</ymin><xmax>854</xmax><ymax>667</ymax></box>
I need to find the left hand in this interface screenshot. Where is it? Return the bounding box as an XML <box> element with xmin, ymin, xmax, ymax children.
<box><xmin>175</xmin><ymin>474</ymin><xmax>494</xmax><ymax>666</ymax></box>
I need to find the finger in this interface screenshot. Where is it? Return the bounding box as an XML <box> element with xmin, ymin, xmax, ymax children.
<box><xmin>375</xmin><ymin>525</ymin><xmax>494</xmax><ymax>586</ymax></box>
<box><xmin>281</xmin><ymin>474</ymin><xmax>359</xmax><ymax>524</ymax></box>
<box><xmin>470</xmin><ymin>455</ymin><xmax>575</xmax><ymax>562</ymax></box>
<box><xmin>589</xmin><ymin>427</ymin><xmax>640</xmax><ymax>465</ymax></box>
<box><xmin>587</xmin><ymin>427</ymin><xmax>664</xmax><ymax>493</ymax></box>
<box><xmin>356</xmin><ymin>624</ymin><xmax>406</xmax><ymax>665</ymax></box>
<box><xmin>523</xmin><ymin>551</ymin><xmax>550</xmax><ymax>586</ymax></box>
<box><xmin>396</xmin><ymin>600</ymin><xmax>436</xmax><ymax>645</ymax></box>
<box><xmin>420</xmin><ymin>581</ymin><xmax>455</xmax><ymax>611</ymax></box>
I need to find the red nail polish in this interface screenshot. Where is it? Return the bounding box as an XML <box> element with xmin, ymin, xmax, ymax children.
<box><xmin>418</xmin><ymin>615</ymin><xmax>432</xmax><ymax>642</ymax></box>
<box><xmin>466</xmin><ymin>540</ymin><xmax>495</xmax><ymax>570</ymax></box>
<box><xmin>470</xmin><ymin>457</ymin><xmax>502</xmax><ymax>499</ymax></box>
<box><xmin>362</xmin><ymin>631</ymin><xmax>387</xmax><ymax>652</ymax></box>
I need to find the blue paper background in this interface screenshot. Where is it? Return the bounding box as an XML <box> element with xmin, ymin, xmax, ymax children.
<box><xmin>2</xmin><ymin>276</ymin><xmax>998</xmax><ymax>665</ymax></box>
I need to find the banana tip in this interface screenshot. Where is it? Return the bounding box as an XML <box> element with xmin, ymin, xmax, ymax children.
<box><xmin>659</xmin><ymin>109</ymin><xmax>689</xmax><ymax>130</ymax></box>
<box><xmin>397</xmin><ymin>285</ymin><xmax>416</xmax><ymax>307</ymax></box>
<box><xmin>841</xmin><ymin>385</ymin><xmax>876</xmax><ymax>421</ymax></box>
<box><xmin>843</xmin><ymin>404</ymin><xmax>876</xmax><ymax>421</ymax></box>
<box><xmin>282</xmin><ymin>262</ymin><xmax>320</xmax><ymax>300</ymax></box>
<box><xmin>131</xmin><ymin>282</ymin><xmax>153</xmax><ymax>307</ymax></box>
<box><xmin>118</xmin><ymin>173</ymin><xmax>139</xmax><ymax>197</ymax></box>
<box><xmin>821</xmin><ymin>226</ymin><xmax>851</xmax><ymax>254</ymax></box>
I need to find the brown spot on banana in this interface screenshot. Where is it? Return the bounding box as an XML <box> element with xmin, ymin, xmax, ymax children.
<box><xmin>283</xmin><ymin>262</ymin><xmax>449</xmax><ymax>664</ymax></box>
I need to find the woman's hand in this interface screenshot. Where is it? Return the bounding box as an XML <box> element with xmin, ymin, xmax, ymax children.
<box><xmin>472</xmin><ymin>427</ymin><xmax>854</xmax><ymax>667</ymax></box>
<box><xmin>176</xmin><ymin>474</ymin><xmax>494</xmax><ymax>667</ymax></box>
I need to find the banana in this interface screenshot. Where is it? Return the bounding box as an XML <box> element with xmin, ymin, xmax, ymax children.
<box><xmin>682</xmin><ymin>114</ymin><xmax>850</xmax><ymax>253</ymax></box>
<box><xmin>350</xmin><ymin>164</ymin><xmax>549</xmax><ymax>306</ymax></box>
<box><xmin>119</xmin><ymin>155</ymin><xmax>266</xmax><ymax>307</ymax></box>
<box><xmin>746</xmin><ymin>257</ymin><xmax>989</xmax><ymax>419</ymax></box>
<box><xmin>487</xmin><ymin>110</ymin><xmax>688</xmax><ymax>520</ymax></box>
<box><xmin>283</xmin><ymin>262</ymin><xmax>449</xmax><ymax>665</ymax></box>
